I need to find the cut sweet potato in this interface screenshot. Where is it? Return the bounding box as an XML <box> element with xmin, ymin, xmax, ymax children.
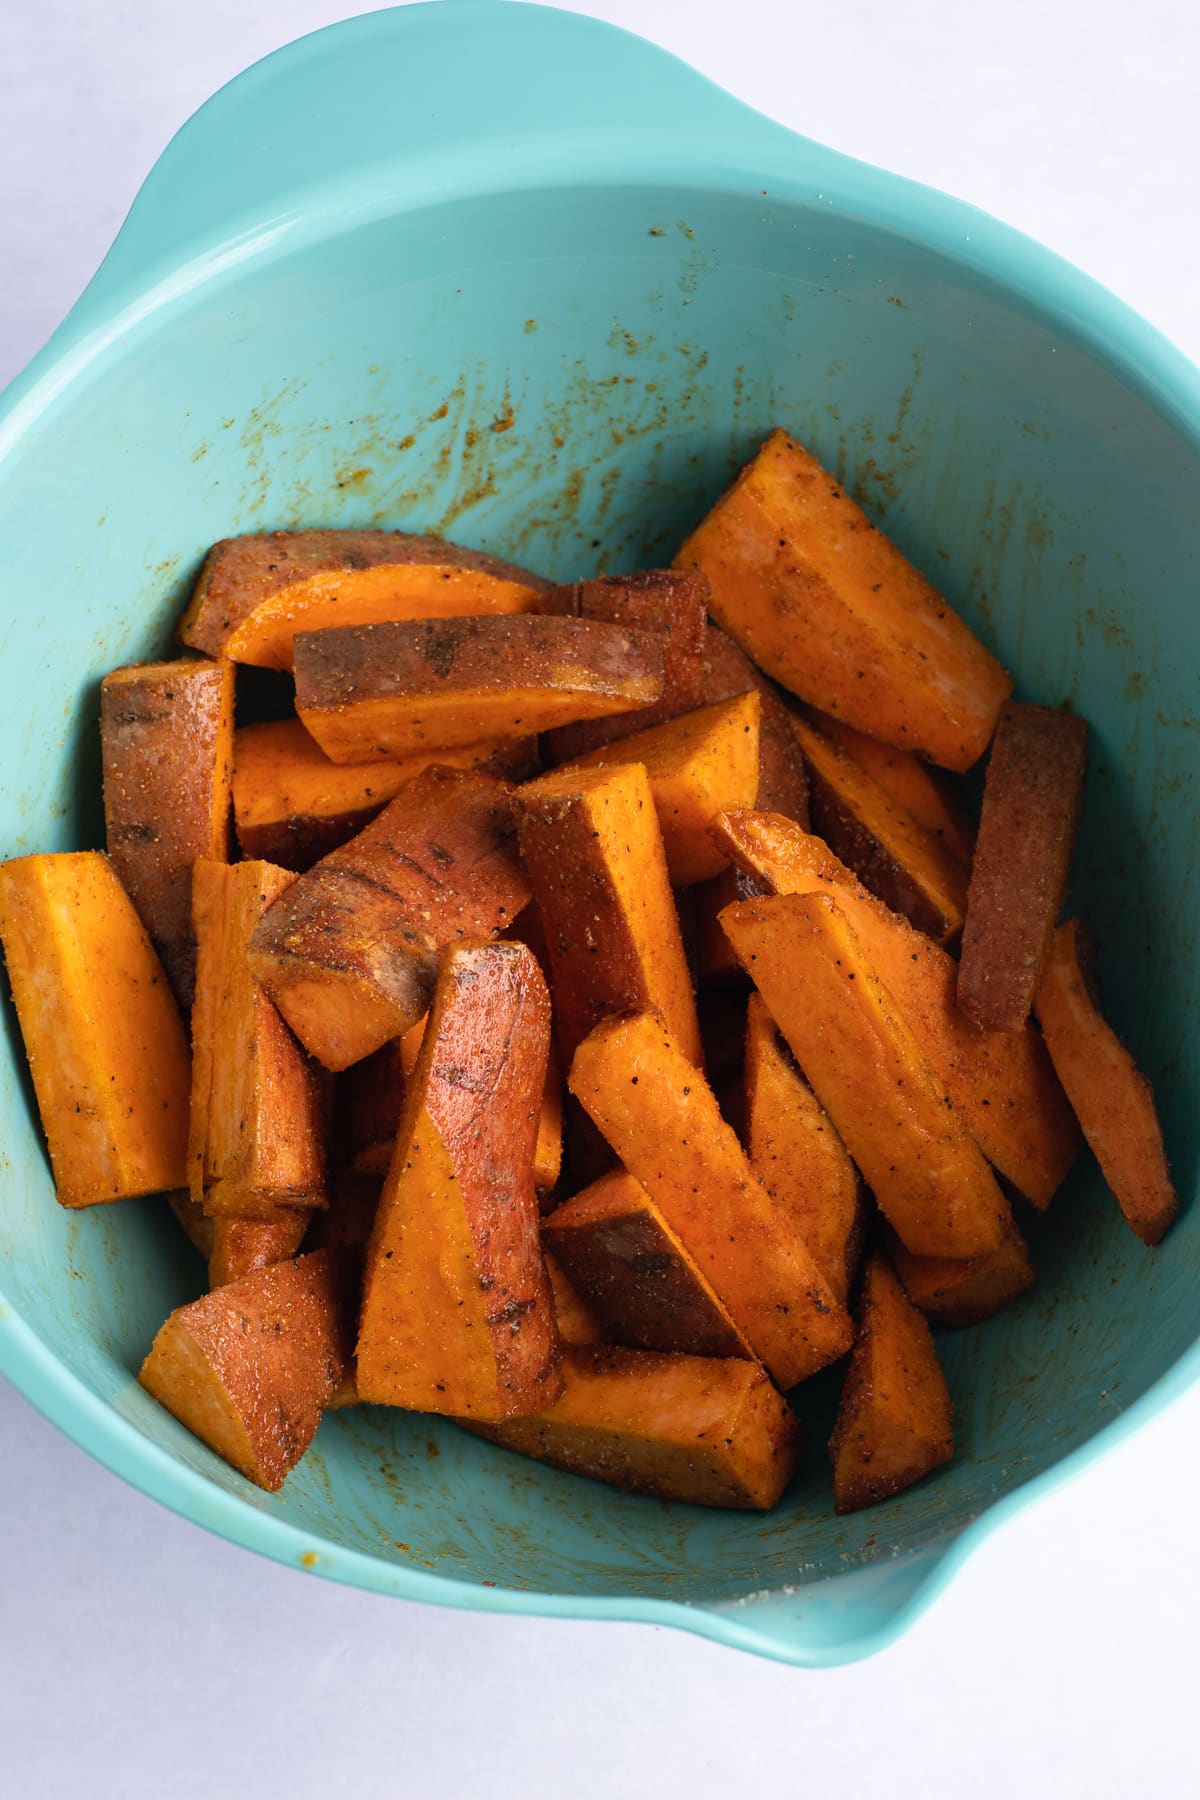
<box><xmin>294</xmin><ymin>615</ymin><xmax>664</xmax><ymax>765</ymax></box>
<box><xmin>829</xmin><ymin>1254</ymin><xmax>954</xmax><ymax>1513</ymax></box>
<box><xmin>675</xmin><ymin>429</ymin><xmax>1012</xmax><ymax>770</ymax></box>
<box><xmin>694</xmin><ymin>625</ymin><xmax>810</xmax><ymax>822</ymax></box>
<box><xmin>248</xmin><ymin>767</ymin><xmax>530</xmax><ymax>1072</ymax></box>
<box><xmin>744</xmin><ymin>993</ymin><xmax>865</xmax><ymax>1304</ymax></box>
<box><xmin>0</xmin><ymin>852</ymin><xmax>189</xmax><ymax>1207</ymax></box>
<box><xmin>179</xmin><ymin>529</ymin><xmax>550</xmax><ymax>668</ymax></box>
<box><xmin>564</xmin><ymin>694</ymin><xmax>761</xmax><ymax>886</ymax></box>
<box><xmin>190</xmin><ymin>860</ymin><xmax>330</xmax><ymax>1219</ymax></box>
<box><xmin>472</xmin><ymin>1345</ymin><xmax>801</xmax><ymax>1510</ymax></box>
<box><xmin>790</xmin><ymin>714</ymin><xmax>968</xmax><ymax>948</ymax></box>
<box><xmin>958</xmin><ymin>702</ymin><xmax>1089</xmax><ymax>1031</ymax></box>
<box><xmin>356</xmin><ymin>941</ymin><xmax>561</xmax><ymax>1419</ymax></box>
<box><xmin>169</xmin><ymin>1191</ymin><xmax>214</xmax><ymax>1260</ymax></box>
<box><xmin>543</xmin><ymin>1252</ymin><xmax>605</xmax><ymax>1346</ymax></box>
<box><xmin>514</xmin><ymin>762</ymin><xmax>701</xmax><ymax>1068</ymax></box>
<box><xmin>721</xmin><ymin>893</ymin><xmax>1009</xmax><ymax>1258</ymax></box>
<box><xmin>711</xmin><ymin>811</ymin><xmax>1079</xmax><ymax>1206</ymax></box>
<box><xmin>138</xmin><ymin>1249</ymin><xmax>353</xmax><ymax>1490</ymax></box>
<box><xmin>1034</xmin><ymin>920</ymin><xmax>1178</xmax><ymax>1245</ymax></box>
<box><xmin>569</xmin><ymin>1013</ymin><xmax>852</xmax><ymax>1387</ymax></box>
<box><xmin>543</xmin><ymin>1168</ymin><xmax>754</xmax><ymax>1359</ymax></box>
<box><xmin>208</xmin><ymin>1211</ymin><xmax>312</xmax><ymax>1289</ymax></box>
<box><xmin>811</xmin><ymin>712</ymin><xmax>975</xmax><ymax>866</ymax></box>
<box><xmin>890</xmin><ymin>1211</ymin><xmax>1034</xmax><ymax>1326</ymax></box>
<box><xmin>101</xmin><ymin>658</ymin><xmax>234</xmax><ymax>1006</ymax></box>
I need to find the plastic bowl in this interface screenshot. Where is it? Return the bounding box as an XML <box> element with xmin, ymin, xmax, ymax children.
<box><xmin>0</xmin><ymin>2</ymin><xmax>1196</xmax><ymax>1667</ymax></box>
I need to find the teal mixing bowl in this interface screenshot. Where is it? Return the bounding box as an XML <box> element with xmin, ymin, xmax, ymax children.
<box><xmin>1</xmin><ymin>1</ymin><xmax>1196</xmax><ymax>1667</ymax></box>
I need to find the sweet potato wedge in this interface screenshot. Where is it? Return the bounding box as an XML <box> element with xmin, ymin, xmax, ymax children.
<box><xmin>101</xmin><ymin>658</ymin><xmax>234</xmax><ymax>1006</ymax></box>
<box><xmin>958</xmin><ymin>702</ymin><xmax>1089</xmax><ymax>1031</ymax></box>
<box><xmin>179</xmin><ymin>529</ymin><xmax>550</xmax><ymax>668</ymax></box>
<box><xmin>829</xmin><ymin>1254</ymin><xmax>954</xmax><ymax>1513</ymax></box>
<box><xmin>694</xmin><ymin>625</ymin><xmax>810</xmax><ymax>822</ymax></box>
<box><xmin>543</xmin><ymin>1252</ymin><xmax>605</xmax><ymax>1347</ymax></box>
<box><xmin>675</xmin><ymin>429</ymin><xmax>1012</xmax><ymax>770</ymax></box>
<box><xmin>189</xmin><ymin>860</ymin><xmax>330</xmax><ymax>1219</ymax></box>
<box><xmin>711</xmin><ymin>811</ymin><xmax>1080</xmax><ymax>1206</ymax></box>
<box><xmin>744</xmin><ymin>993</ymin><xmax>865</xmax><ymax>1304</ymax></box>
<box><xmin>513</xmin><ymin>762</ymin><xmax>701</xmax><ymax>1068</ymax></box>
<box><xmin>889</xmin><ymin>1211</ymin><xmax>1034</xmax><ymax>1326</ymax></box>
<box><xmin>471</xmin><ymin>1345</ymin><xmax>801</xmax><ymax>1510</ymax></box>
<box><xmin>721</xmin><ymin>893</ymin><xmax>1009</xmax><ymax>1257</ymax></box>
<box><xmin>294</xmin><ymin>615</ymin><xmax>664</xmax><ymax>765</ymax></box>
<box><xmin>543</xmin><ymin>1168</ymin><xmax>754</xmax><ymax>1359</ymax></box>
<box><xmin>563</xmin><ymin>694</ymin><xmax>761</xmax><ymax>886</ymax></box>
<box><xmin>138</xmin><ymin>1249</ymin><xmax>353</xmax><ymax>1490</ymax></box>
<box><xmin>356</xmin><ymin>941</ymin><xmax>562</xmax><ymax>1419</ymax></box>
<box><xmin>811</xmin><ymin>712</ymin><xmax>975</xmax><ymax>866</ymax></box>
<box><xmin>208</xmin><ymin>1211</ymin><xmax>313</xmax><ymax>1289</ymax></box>
<box><xmin>0</xmin><ymin>852</ymin><xmax>189</xmax><ymax>1207</ymax></box>
<box><xmin>569</xmin><ymin>1013</ymin><xmax>852</xmax><ymax>1387</ymax></box>
<box><xmin>1034</xmin><ymin>920</ymin><xmax>1178</xmax><ymax>1245</ymax></box>
<box><xmin>790</xmin><ymin>714</ymin><xmax>969</xmax><ymax>948</ymax></box>
<box><xmin>248</xmin><ymin>766</ymin><xmax>531</xmax><ymax>1071</ymax></box>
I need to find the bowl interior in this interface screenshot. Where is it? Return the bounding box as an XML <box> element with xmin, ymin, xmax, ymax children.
<box><xmin>1</xmin><ymin>174</ymin><xmax>1197</xmax><ymax>1618</ymax></box>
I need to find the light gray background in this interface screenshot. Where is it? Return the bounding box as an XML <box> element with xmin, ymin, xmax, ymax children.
<box><xmin>3</xmin><ymin>3</ymin><xmax>1198</xmax><ymax>1796</ymax></box>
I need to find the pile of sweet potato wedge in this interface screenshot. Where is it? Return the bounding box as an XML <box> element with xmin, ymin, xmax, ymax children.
<box><xmin>0</xmin><ymin>428</ymin><xmax>1177</xmax><ymax>1518</ymax></box>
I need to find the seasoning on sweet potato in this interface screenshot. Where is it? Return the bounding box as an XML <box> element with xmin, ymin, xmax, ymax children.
<box><xmin>0</xmin><ymin>852</ymin><xmax>190</xmax><ymax>1207</ymax></box>
<box><xmin>541</xmin><ymin>570</ymin><xmax>708</xmax><ymax>760</ymax></box>
<box><xmin>179</xmin><ymin>529</ymin><xmax>550</xmax><ymax>669</ymax></box>
<box><xmin>562</xmin><ymin>693</ymin><xmax>761</xmax><ymax>886</ymax></box>
<box><xmin>471</xmin><ymin>1345</ymin><xmax>801</xmax><ymax>1510</ymax></box>
<box><xmin>138</xmin><ymin>1249</ymin><xmax>354</xmax><ymax>1490</ymax></box>
<box><xmin>169</xmin><ymin>1191</ymin><xmax>214</xmax><ymax>1260</ymax></box>
<box><xmin>789</xmin><ymin>714</ymin><xmax>968</xmax><ymax>948</ymax></box>
<box><xmin>248</xmin><ymin>766</ymin><xmax>531</xmax><ymax>1072</ymax></box>
<box><xmin>829</xmin><ymin>1254</ymin><xmax>954</xmax><ymax>1513</ymax></box>
<box><xmin>189</xmin><ymin>860</ymin><xmax>330</xmax><ymax>1219</ymax></box>
<box><xmin>514</xmin><ymin>762</ymin><xmax>701</xmax><ymax>1068</ymax></box>
<box><xmin>744</xmin><ymin>993</ymin><xmax>865</xmax><ymax>1304</ymax></box>
<box><xmin>694</xmin><ymin>625</ymin><xmax>810</xmax><ymax>822</ymax></box>
<box><xmin>101</xmin><ymin>657</ymin><xmax>234</xmax><ymax>1007</ymax></box>
<box><xmin>675</xmin><ymin>429</ymin><xmax>1013</xmax><ymax>770</ymax></box>
<box><xmin>356</xmin><ymin>941</ymin><xmax>562</xmax><ymax>1419</ymax></box>
<box><xmin>889</xmin><ymin>1211</ymin><xmax>1034</xmax><ymax>1327</ymax></box>
<box><xmin>711</xmin><ymin>810</ymin><xmax>1079</xmax><ymax>1206</ymax></box>
<box><xmin>543</xmin><ymin>1168</ymin><xmax>754</xmax><ymax>1359</ymax></box>
<box><xmin>569</xmin><ymin>1013</ymin><xmax>852</xmax><ymax>1386</ymax></box>
<box><xmin>543</xmin><ymin>1251</ymin><xmax>606</xmax><ymax>1346</ymax></box>
<box><xmin>958</xmin><ymin>702</ymin><xmax>1089</xmax><ymax>1031</ymax></box>
<box><xmin>1034</xmin><ymin>919</ymin><xmax>1178</xmax><ymax>1246</ymax></box>
<box><xmin>810</xmin><ymin>711</ymin><xmax>975</xmax><ymax>867</ymax></box>
<box><xmin>293</xmin><ymin>615</ymin><xmax>665</xmax><ymax>765</ymax></box>
<box><xmin>721</xmin><ymin>893</ymin><xmax>1009</xmax><ymax>1258</ymax></box>
<box><xmin>208</xmin><ymin>1210</ymin><xmax>313</xmax><ymax>1289</ymax></box>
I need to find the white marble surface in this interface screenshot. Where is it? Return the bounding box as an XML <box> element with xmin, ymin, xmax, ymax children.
<box><xmin>2</xmin><ymin>3</ymin><xmax>1198</xmax><ymax>1795</ymax></box>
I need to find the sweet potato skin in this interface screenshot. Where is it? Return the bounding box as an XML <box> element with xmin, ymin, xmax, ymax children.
<box><xmin>356</xmin><ymin>941</ymin><xmax>562</xmax><ymax>1419</ymax></box>
<box><xmin>676</xmin><ymin>429</ymin><xmax>1012</xmax><ymax>770</ymax></box>
<box><xmin>890</xmin><ymin>1212</ymin><xmax>1034</xmax><ymax>1326</ymax></box>
<box><xmin>1034</xmin><ymin>920</ymin><xmax>1178</xmax><ymax>1245</ymax></box>
<box><xmin>248</xmin><ymin>767</ymin><xmax>531</xmax><ymax>1071</ymax></box>
<box><xmin>830</xmin><ymin>1255</ymin><xmax>954</xmax><ymax>1513</ymax></box>
<box><xmin>958</xmin><ymin>702</ymin><xmax>1088</xmax><ymax>1031</ymax></box>
<box><xmin>471</xmin><ymin>1345</ymin><xmax>802</xmax><ymax>1510</ymax></box>
<box><xmin>294</xmin><ymin>615</ymin><xmax>664</xmax><ymax>764</ymax></box>
<box><xmin>0</xmin><ymin>852</ymin><xmax>190</xmax><ymax>1207</ymax></box>
<box><xmin>101</xmin><ymin>658</ymin><xmax>234</xmax><ymax>1007</ymax></box>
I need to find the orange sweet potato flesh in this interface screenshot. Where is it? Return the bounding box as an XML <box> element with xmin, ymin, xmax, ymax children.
<box><xmin>569</xmin><ymin>1013</ymin><xmax>852</xmax><ymax>1387</ymax></box>
<box><xmin>179</xmin><ymin>529</ymin><xmax>551</xmax><ymax>669</ymax></box>
<box><xmin>889</xmin><ymin>1211</ymin><xmax>1034</xmax><ymax>1326</ymax></box>
<box><xmin>790</xmin><ymin>714</ymin><xmax>969</xmax><ymax>949</ymax></box>
<box><xmin>189</xmin><ymin>860</ymin><xmax>330</xmax><ymax>1220</ymax></box>
<box><xmin>830</xmin><ymin>1254</ymin><xmax>954</xmax><ymax>1513</ymax></box>
<box><xmin>721</xmin><ymin>893</ymin><xmax>1010</xmax><ymax>1258</ymax></box>
<box><xmin>472</xmin><ymin>1345</ymin><xmax>801</xmax><ymax>1510</ymax></box>
<box><xmin>356</xmin><ymin>941</ymin><xmax>562</xmax><ymax>1419</ymax></box>
<box><xmin>139</xmin><ymin>1249</ymin><xmax>354</xmax><ymax>1490</ymax></box>
<box><xmin>248</xmin><ymin>766</ymin><xmax>531</xmax><ymax>1072</ymax></box>
<box><xmin>958</xmin><ymin>702</ymin><xmax>1089</xmax><ymax>1031</ymax></box>
<box><xmin>675</xmin><ymin>429</ymin><xmax>1012</xmax><ymax>770</ymax></box>
<box><xmin>543</xmin><ymin>1168</ymin><xmax>754</xmax><ymax>1359</ymax></box>
<box><xmin>811</xmin><ymin>712</ymin><xmax>975</xmax><ymax>867</ymax></box>
<box><xmin>101</xmin><ymin>658</ymin><xmax>234</xmax><ymax>1007</ymax></box>
<box><xmin>711</xmin><ymin>810</ymin><xmax>1079</xmax><ymax>1206</ymax></box>
<box><xmin>293</xmin><ymin>615</ymin><xmax>664</xmax><ymax>765</ymax></box>
<box><xmin>543</xmin><ymin>1251</ymin><xmax>606</xmax><ymax>1346</ymax></box>
<box><xmin>744</xmin><ymin>993</ymin><xmax>865</xmax><ymax>1305</ymax></box>
<box><xmin>208</xmin><ymin>1211</ymin><xmax>312</xmax><ymax>1289</ymax></box>
<box><xmin>694</xmin><ymin>625</ymin><xmax>810</xmax><ymax>823</ymax></box>
<box><xmin>0</xmin><ymin>852</ymin><xmax>190</xmax><ymax>1207</ymax></box>
<box><xmin>1034</xmin><ymin>920</ymin><xmax>1178</xmax><ymax>1246</ymax></box>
